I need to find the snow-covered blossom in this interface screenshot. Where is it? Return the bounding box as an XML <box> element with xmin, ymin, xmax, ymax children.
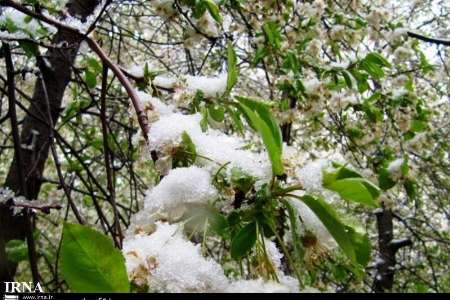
<box><xmin>153</xmin><ymin>75</ymin><xmax>178</xmax><ymax>89</ymax></box>
<box><xmin>387</xmin><ymin>158</ymin><xmax>403</xmax><ymax>174</ymax></box>
<box><xmin>196</xmin><ymin>11</ymin><xmax>220</xmax><ymax>38</ymax></box>
<box><xmin>148</xmin><ymin>113</ymin><xmax>201</xmax><ymax>151</ymax></box>
<box><xmin>151</xmin><ymin>0</ymin><xmax>176</xmax><ymax>18</ymax></box>
<box><xmin>148</xmin><ymin>112</ymin><xmax>272</xmax><ymax>185</ymax></box>
<box><xmin>143</xmin><ymin>166</ymin><xmax>218</xmax><ymax>219</ymax></box>
<box><xmin>123</xmin><ymin>222</ymin><xmax>228</xmax><ymax>292</ymax></box>
<box><xmin>136</xmin><ymin>91</ymin><xmax>174</xmax><ymax>116</ymax></box>
<box><xmin>186</xmin><ymin>73</ymin><xmax>227</xmax><ymax>97</ymax></box>
<box><xmin>393</xmin><ymin>46</ymin><xmax>415</xmax><ymax>61</ymax></box>
<box><xmin>296</xmin><ymin>159</ymin><xmax>331</xmax><ymax>192</ymax></box>
<box><xmin>128</xmin><ymin>65</ymin><xmax>144</xmax><ymax>78</ymax></box>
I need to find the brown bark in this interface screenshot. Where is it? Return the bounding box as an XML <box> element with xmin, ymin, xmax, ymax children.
<box><xmin>0</xmin><ymin>0</ymin><xmax>100</xmax><ymax>286</ymax></box>
<box><xmin>373</xmin><ymin>208</ymin><xmax>412</xmax><ymax>292</ymax></box>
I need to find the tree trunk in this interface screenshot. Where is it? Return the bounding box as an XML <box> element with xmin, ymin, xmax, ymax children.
<box><xmin>0</xmin><ymin>0</ymin><xmax>100</xmax><ymax>286</ymax></box>
<box><xmin>373</xmin><ymin>207</ymin><xmax>412</xmax><ymax>292</ymax></box>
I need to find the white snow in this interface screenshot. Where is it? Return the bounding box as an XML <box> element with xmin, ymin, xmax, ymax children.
<box><xmin>186</xmin><ymin>73</ymin><xmax>227</xmax><ymax>97</ymax></box>
<box><xmin>147</xmin><ymin>112</ymin><xmax>272</xmax><ymax>185</ymax></box>
<box><xmin>123</xmin><ymin>222</ymin><xmax>228</xmax><ymax>292</ymax></box>
<box><xmin>153</xmin><ymin>75</ymin><xmax>178</xmax><ymax>89</ymax></box>
<box><xmin>143</xmin><ymin>166</ymin><xmax>218</xmax><ymax>218</ymax></box>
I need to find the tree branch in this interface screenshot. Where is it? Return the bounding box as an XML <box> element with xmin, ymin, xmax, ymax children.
<box><xmin>407</xmin><ymin>31</ymin><xmax>450</xmax><ymax>46</ymax></box>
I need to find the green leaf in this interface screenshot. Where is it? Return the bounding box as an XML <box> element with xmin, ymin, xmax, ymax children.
<box><xmin>231</xmin><ymin>167</ymin><xmax>256</xmax><ymax>194</ymax></box>
<box><xmin>323</xmin><ymin>164</ymin><xmax>380</xmax><ymax>207</ymax></box>
<box><xmin>360</xmin><ymin>60</ymin><xmax>384</xmax><ymax>79</ymax></box>
<box><xmin>326</xmin><ymin>178</ymin><xmax>379</xmax><ymax>207</ymax></box>
<box><xmin>5</xmin><ymin>239</ymin><xmax>28</xmax><ymax>263</ymax></box>
<box><xmin>226</xmin><ymin>43</ymin><xmax>238</xmax><ymax>93</ymax></box>
<box><xmin>173</xmin><ymin>131</ymin><xmax>197</xmax><ymax>167</ymax></box>
<box><xmin>86</xmin><ymin>57</ymin><xmax>103</xmax><ymax>75</ymax></box>
<box><xmin>296</xmin><ymin>195</ymin><xmax>356</xmax><ymax>263</ymax></box>
<box><xmin>236</xmin><ymin>97</ymin><xmax>283</xmax><ymax>175</ymax></box>
<box><xmin>84</xmin><ymin>70</ymin><xmax>97</xmax><ymax>89</ymax></box>
<box><xmin>341</xmin><ymin>70</ymin><xmax>353</xmax><ymax>89</ymax></box>
<box><xmin>19</xmin><ymin>41</ymin><xmax>39</xmax><ymax>58</ymax></box>
<box><xmin>346</xmin><ymin>226</ymin><xmax>371</xmax><ymax>266</ymax></box>
<box><xmin>364</xmin><ymin>52</ymin><xmax>391</xmax><ymax>68</ymax></box>
<box><xmin>262</xmin><ymin>21</ymin><xmax>281</xmax><ymax>49</ymax></box>
<box><xmin>284</xmin><ymin>201</ymin><xmax>304</xmax><ymax>264</ymax></box>
<box><xmin>410</xmin><ymin>119</ymin><xmax>427</xmax><ymax>133</ymax></box>
<box><xmin>378</xmin><ymin>168</ymin><xmax>397</xmax><ymax>190</ymax></box>
<box><xmin>203</xmin><ymin>0</ymin><xmax>222</xmax><ymax>23</ymax></box>
<box><xmin>183</xmin><ymin>204</ymin><xmax>228</xmax><ymax>237</ymax></box>
<box><xmin>60</xmin><ymin>223</ymin><xmax>130</xmax><ymax>292</ymax></box>
<box><xmin>208</xmin><ymin>105</ymin><xmax>225</xmax><ymax>122</ymax></box>
<box><xmin>404</xmin><ymin>178</ymin><xmax>417</xmax><ymax>199</ymax></box>
<box><xmin>252</xmin><ymin>47</ymin><xmax>269</xmax><ymax>66</ymax></box>
<box><xmin>231</xmin><ymin>222</ymin><xmax>257</xmax><ymax>260</ymax></box>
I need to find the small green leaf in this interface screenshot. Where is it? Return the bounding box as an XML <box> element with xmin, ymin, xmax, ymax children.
<box><xmin>84</xmin><ymin>70</ymin><xmax>97</xmax><ymax>89</ymax></box>
<box><xmin>364</xmin><ymin>52</ymin><xmax>391</xmax><ymax>68</ymax></box>
<box><xmin>19</xmin><ymin>41</ymin><xmax>39</xmax><ymax>58</ymax></box>
<box><xmin>404</xmin><ymin>178</ymin><xmax>417</xmax><ymax>200</ymax></box>
<box><xmin>60</xmin><ymin>223</ymin><xmax>130</xmax><ymax>292</ymax></box>
<box><xmin>203</xmin><ymin>0</ymin><xmax>222</xmax><ymax>23</ymax></box>
<box><xmin>226</xmin><ymin>43</ymin><xmax>238</xmax><ymax>93</ymax></box>
<box><xmin>378</xmin><ymin>168</ymin><xmax>397</xmax><ymax>190</ymax></box>
<box><xmin>231</xmin><ymin>167</ymin><xmax>255</xmax><ymax>194</ymax></box>
<box><xmin>5</xmin><ymin>239</ymin><xmax>28</xmax><ymax>263</ymax></box>
<box><xmin>86</xmin><ymin>57</ymin><xmax>103</xmax><ymax>75</ymax></box>
<box><xmin>236</xmin><ymin>98</ymin><xmax>283</xmax><ymax>175</ymax></box>
<box><xmin>231</xmin><ymin>222</ymin><xmax>257</xmax><ymax>260</ymax></box>
<box><xmin>173</xmin><ymin>131</ymin><xmax>197</xmax><ymax>167</ymax></box>
<box><xmin>208</xmin><ymin>105</ymin><xmax>225</xmax><ymax>122</ymax></box>
<box><xmin>342</xmin><ymin>70</ymin><xmax>353</xmax><ymax>89</ymax></box>
<box><xmin>410</xmin><ymin>119</ymin><xmax>427</xmax><ymax>133</ymax></box>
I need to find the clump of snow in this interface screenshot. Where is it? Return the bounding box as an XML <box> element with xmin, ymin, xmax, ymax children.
<box><xmin>148</xmin><ymin>113</ymin><xmax>202</xmax><ymax>152</ymax></box>
<box><xmin>153</xmin><ymin>75</ymin><xmax>178</xmax><ymax>89</ymax></box>
<box><xmin>186</xmin><ymin>73</ymin><xmax>227</xmax><ymax>97</ymax></box>
<box><xmin>128</xmin><ymin>65</ymin><xmax>144</xmax><ymax>78</ymax></box>
<box><xmin>152</xmin><ymin>73</ymin><xmax>228</xmax><ymax>97</ymax></box>
<box><xmin>147</xmin><ymin>112</ymin><xmax>272</xmax><ymax>185</ymax></box>
<box><xmin>387</xmin><ymin>158</ymin><xmax>403</xmax><ymax>173</ymax></box>
<box><xmin>143</xmin><ymin>166</ymin><xmax>218</xmax><ymax>218</ymax></box>
<box><xmin>123</xmin><ymin>222</ymin><xmax>228</xmax><ymax>292</ymax></box>
<box><xmin>264</xmin><ymin>239</ymin><xmax>283</xmax><ymax>270</ymax></box>
<box><xmin>192</xmin><ymin>129</ymin><xmax>272</xmax><ymax>185</ymax></box>
<box><xmin>296</xmin><ymin>159</ymin><xmax>332</xmax><ymax>192</ymax></box>
<box><xmin>136</xmin><ymin>91</ymin><xmax>174</xmax><ymax>116</ymax></box>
